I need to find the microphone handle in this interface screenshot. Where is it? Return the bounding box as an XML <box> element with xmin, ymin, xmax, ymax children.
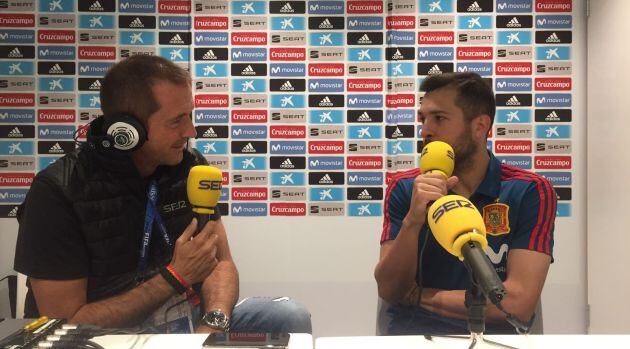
<box><xmin>194</xmin><ymin>212</ymin><xmax>209</xmax><ymax>236</ymax></box>
<box><xmin>461</xmin><ymin>241</ymin><xmax>507</xmax><ymax>305</ymax></box>
<box><xmin>193</xmin><ymin>207</ymin><xmax>221</xmax><ymax>235</ymax></box>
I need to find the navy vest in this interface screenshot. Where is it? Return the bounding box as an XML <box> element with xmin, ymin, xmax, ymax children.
<box><xmin>29</xmin><ymin>145</ymin><xmax>205</xmax><ymax>303</ymax></box>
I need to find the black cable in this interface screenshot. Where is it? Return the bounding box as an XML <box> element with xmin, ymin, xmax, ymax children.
<box><xmin>72</xmin><ymin>123</ymin><xmax>89</xmax><ymax>148</ymax></box>
<box><xmin>468</xmin><ymin>335</ymin><xmax>478</xmax><ymax>349</ymax></box>
<box><xmin>55</xmin><ymin>327</ymin><xmax>149</xmax><ymax>338</ymax></box>
<box><xmin>424</xmin><ymin>334</ymin><xmax>520</xmax><ymax>349</ymax></box>
<box><xmin>411</xmin><ymin>229</ymin><xmax>431</xmax><ymax>307</ymax></box>
<box><xmin>463</xmin><ymin>261</ymin><xmax>531</xmax><ymax>335</ymax></box>
<box><xmin>47</xmin><ymin>337</ymin><xmax>104</xmax><ymax>348</ymax></box>
<box><xmin>424</xmin><ymin>334</ymin><xmax>468</xmax><ymax>340</ymax></box>
<box><xmin>0</xmin><ymin>275</ymin><xmax>17</xmax><ymax>319</ymax></box>
<box><xmin>41</xmin><ymin>323</ymin><xmax>158</xmax><ymax>349</ymax></box>
<box><xmin>64</xmin><ymin>323</ymin><xmax>160</xmax><ymax>335</ymax></box>
<box><xmin>85</xmin><ymin>340</ymin><xmax>105</xmax><ymax>349</ymax></box>
<box><xmin>39</xmin><ymin>341</ymin><xmax>98</xmax><ymax>349</ymax></box>
<box><xmin>53</xmin><ymin>319</ymin><xmax>168</xmax><ymax>342</ymax></box>
<box><xmin>481</xmin><ymin>337</ymin><xmax>520</xmax><ymax>349</ymax></box>
<box><xmin>416</xmin><ymin>229</ymin><xmax>430</xmax><ymax>288</ymax></box>
<box><xmin>142</xmin><ymin>324</ymin><xmax>160</xmax><ymax>334</ymax></box>
<box><xmin>45</xmin><ymin>329</ymin><xmax>142</xmax><ymax>349</ymax></box>
<box><xmin>69</xmin><ymin>344</ymin><xmax>94</xmax><ymax>349</ymax></box>
<box><xmin>97</xmin><ymin>328</ymin><xmax>141</xmax><ymax>336</ymax></box>
<box><xmin>495</xmin><ymin>302</ymin><xmax>532</xmax><ymax>334</ymax></box>
<box><xmin>105</xmin><ymin>327</ymin><xmax>155</xmax><ymax>335</ymax></box>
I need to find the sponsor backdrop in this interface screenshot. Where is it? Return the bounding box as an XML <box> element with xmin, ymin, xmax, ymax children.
<box><xmin>0</xmin><ymin>0</ymin><xmax>575</xmax><ymax>218</ymax></box>
<box><xmin>1</xmin><ymin>0</ymin><xmax>585</xmax><ymax>335</ymax></box>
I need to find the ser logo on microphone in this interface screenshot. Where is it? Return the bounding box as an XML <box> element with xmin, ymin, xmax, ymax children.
<box><xmin>431</xmin><ymin>199</ymin><xmax>475</xmax><ymax>223</ymax></box>
<box><xmin>198</xmin><ymin>180</ymin><xmax>222</xmax><ymax>191</ymax></box>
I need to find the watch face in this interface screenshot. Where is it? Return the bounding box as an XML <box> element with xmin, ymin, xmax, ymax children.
<box><xmin>213</xmin><ymin>311</ymin><xmax>227</xmax><ymax>322</ymax></box>
<box><xmin>204</xmin><ymin>310</ymin><xmax>230</xmax><ymax>330</ymax></box>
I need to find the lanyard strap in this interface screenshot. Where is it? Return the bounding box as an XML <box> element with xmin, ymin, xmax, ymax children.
<box><xmin>137</xmin><ymin>179</ymin><xmax>172</xmax><ymax>281</ymax></box>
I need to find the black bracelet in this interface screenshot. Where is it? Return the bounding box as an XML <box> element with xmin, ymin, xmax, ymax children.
<box><xmin>159</xmin><ymin>267</ymin><xmax>187</xmax><ymax>294</ymax></box>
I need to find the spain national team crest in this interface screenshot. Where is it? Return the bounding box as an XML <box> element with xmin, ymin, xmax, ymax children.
<box><xmin>483</xmin><ymin>203</ymin><xmax>511</xmax><ymax>236</ymax></box>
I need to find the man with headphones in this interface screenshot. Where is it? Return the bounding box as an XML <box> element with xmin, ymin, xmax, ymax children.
<box><xmin>13</xmin><ymin>56</ymin><xmax>311</xmax><ymax>334</ymax></box>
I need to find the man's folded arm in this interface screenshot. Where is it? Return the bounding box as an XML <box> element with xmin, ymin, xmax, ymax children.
<box><xmin>419</xmin><ymin>181</ymin><xmax>556</xmax><ymax>324</ymax></box>
<box><xmin>419</xmin><ymin>249</ymin><xmax>551</xmax><ymax>323</ymax></box>
<box><xmin>30</xmin><ymin>274</ymin><xmax>177</xmax><ymax>328</ymax></box>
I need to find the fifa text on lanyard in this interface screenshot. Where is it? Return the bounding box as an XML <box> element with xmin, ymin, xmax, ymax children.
<box><xmin>137</xmin><ymin>179</ymin><xmax>200</xmax><ymax>305</ymax></box>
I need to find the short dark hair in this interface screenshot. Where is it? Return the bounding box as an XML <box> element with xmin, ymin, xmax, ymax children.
<box><xmin>420</xmin><ymin>72</ymin><xmax>495</xmax><ymax>127</ymax></box>
<box><xmin>100</xmin><ymin>55</ymin><xmax>190</xmax><ymax>123</ymax></box>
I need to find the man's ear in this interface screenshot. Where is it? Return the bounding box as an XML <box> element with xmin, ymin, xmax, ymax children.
<box><xmin>473</xmin><ymin>114</ymin><xmax>492</xmax><ymax>140</ymax></box>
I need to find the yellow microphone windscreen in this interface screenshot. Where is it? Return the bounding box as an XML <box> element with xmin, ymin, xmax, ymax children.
<box><xmin>420</xmin><ymin>141</ymin><xmax>455</xmax><ymax>178</ymax></box>
<box><xmin>427</xmin><ymin>195</ymin><xmax>487</xmax><ymax>260</ymax></box>
<box><xmin>187</xmin><ymin>165</ymin><xmax>222</xmax><ymax>214</ymax></box>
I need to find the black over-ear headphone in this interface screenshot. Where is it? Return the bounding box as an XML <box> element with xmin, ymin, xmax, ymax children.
<box><xmin>84</xmin><ymin>113</ymin><xmax>148</xmax><ymax>152</ymax></box>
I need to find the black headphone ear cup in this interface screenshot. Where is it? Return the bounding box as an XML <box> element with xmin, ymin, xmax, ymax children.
<box><xmin>102</xmin><ymin>114</ymin><xmax>147</xmax><ymax>151</ymax></box>
<box><xmin>84</xmin><ymin>116</ymin><xmax>109</xmax><ymax>150</ymax></box>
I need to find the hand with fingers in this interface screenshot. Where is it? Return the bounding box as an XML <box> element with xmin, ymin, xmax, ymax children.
<box><xmin>404</xmin><ymin>173</ymin><xmax>459</xmax><ymax>229</ymax></box>
<box><xmin>169</xmin><ymin>218</ymin><xmax>220</xmax><ymax>285</ymax></box>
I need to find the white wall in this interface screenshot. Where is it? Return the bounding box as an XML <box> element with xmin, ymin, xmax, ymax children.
<box><xmin>538</xmin><ymin>0</ymin><xmax>589</xmax><ymax>334</ymax></box>
<box><xmin>587</xmin><ymin>0</ymin><xmax>630</xmax><ymax>334</ymax></box>
<box><xmin>226</xmin><ymin>217</ymin><xmax>381</xmax><ymax>337</ymax></box>
<box><xmin>0</xmin><ymin>219</ymin><xmax>18</xmax><ymax>318</ymax></box>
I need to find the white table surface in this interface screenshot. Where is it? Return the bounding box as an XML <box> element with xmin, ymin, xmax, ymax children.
<box><xmin>93</xmin><ymin>333</ymin><xmax>313</xmax><ymax>349</ymax></box>
<box><xmin>315</xmin><ymin>335</ymin><xmax>630</xmax><ymax>349</ymax></box>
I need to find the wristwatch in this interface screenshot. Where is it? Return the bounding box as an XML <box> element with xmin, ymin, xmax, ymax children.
<box><xmin>202</xmin><ymin>309</ymin><xmax>230</xmax><ymax>331</ymax></box>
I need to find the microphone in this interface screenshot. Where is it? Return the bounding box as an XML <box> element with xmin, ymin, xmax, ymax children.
<box><xmin>427</xmin><ymin>195</ymin><xmax>506</xmax><ymax>305</ymax></box>
<box><xmin>187</xmin><ymin>165</ymin><xmax>223</xmax><ymax>234</ymax></box>
<box><xmin>419</xmin><ymin>141</ymin><xmax>455</xmax><ymax>178</ymax></box>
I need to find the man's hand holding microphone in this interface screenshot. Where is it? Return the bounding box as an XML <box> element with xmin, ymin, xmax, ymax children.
<box><xmin>404</xmin><ymin>141</ymin><xmax>459</xmax><ymax>230</ymax></box>
<box><xmin>165</xmin><ymin>166</ymin><xmax>223</xmax><ymax>288</ymax></box>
